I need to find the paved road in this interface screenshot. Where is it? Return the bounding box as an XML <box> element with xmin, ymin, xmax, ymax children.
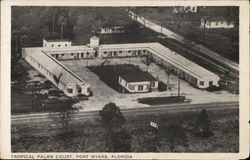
<box><xmin>12</xmin><ymin>101</ymin><xmax>239</xmax><ymax>124</ymax></box>
<box><xmin>129</xmin><ymin>11</ymin><xmax>239</xmax><ymax>72</ymax></box>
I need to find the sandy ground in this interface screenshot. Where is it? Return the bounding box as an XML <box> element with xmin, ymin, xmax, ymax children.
<box><xmin>61</xmin><ymin>58</ymin><xmax>238</xmax><ymax>111</ymax></box>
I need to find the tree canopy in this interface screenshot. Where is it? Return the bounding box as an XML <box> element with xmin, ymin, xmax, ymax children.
<box><xmin>195</xmin><ymin>109</ymin><xmax>213</xmax><ymax>137</ymax></box>
<box><xmin>99</xmin><ymin>102</ymin><xmax>125</xmax><ymax>130</ymax></box>
<box><xmin>11</xmin><ymin>7</ymin><xmax>133</xmax><ymax>47</ymax></box>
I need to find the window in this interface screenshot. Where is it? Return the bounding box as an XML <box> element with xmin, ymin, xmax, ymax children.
<box><xmin>65</xmin><ymin>44</ymin><xmax>67</xmax><ymax>46</ymax></box>
<box><xmin>128</xmin><ymin>51</ymin><xmax>131</xmax><ymax>53</ymax></box>
<box><xmin>52</xmin><ymin>44</ymin><xmax>54</xmax><ymax>47</ymax></box>
<box><xmin>58</xmin><ymin>44</ymin><xmax>61</xmax><ymax>47</ymax></box>
<box><xmin>119</xmin><ymin>51</ymin><xmax>122</xmax><ymax>53</ymax></box>
<box><xmin>209</xmin><ymin>81</ymin><xmax>213</xmax><ymax>86</ymax></box>
<box><xmin>199</xmin><ymin>81</ymin><xmax>204</xmax><ymax>86</ymax></box>
<box><xmin>138</xmin><ymin>85</ymin><xmax>143</xmax><ymax>91</ymax></box>
<box><xmin>104</xmin><ymin>52</ymin><xmax>107</xmax><ymax>54</ymax></box>
<box><xmin>61</xmin><ymin>54</ymin><xmax>64</xmax><ymax>56</ymax></box>
<box><xmin>150</xmin><ymin>82</ymin><xmax>155</xmax><ymax>87</ymax></box>
<box><xmin>67</xmin><ymin>88</ymin><xmax>73</xmax><ymax>93</ymax></box>
<box><xmin>71</xmin><ymin>53</ymin><xmax>74</xmax><ymax>56</ymax></box>
<box><xmin>130</xmin><ymin>85</ymin><xmax>135</xmax><ymax>90</ymax></box>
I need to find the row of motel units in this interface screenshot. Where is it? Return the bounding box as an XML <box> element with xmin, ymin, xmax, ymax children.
<box><xmin>22</xmin><ymin>36</ymin><xmax>220</xmax><ymax>97</ymax></box>
<box><xmin>22</xmin><ymin>46</ymin><xmax>91</xmax><ymax>97</ymax></box>
<box><xmin>119</xmin><ymin>72</ymin><xmax>159</xmax><ymax>93</ymax></box>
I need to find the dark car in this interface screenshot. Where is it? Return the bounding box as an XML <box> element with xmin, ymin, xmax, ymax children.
<box><xmin>48</xmin><ymin>89</ymin><xmax>65</xmax><ymax>97</ymax></box>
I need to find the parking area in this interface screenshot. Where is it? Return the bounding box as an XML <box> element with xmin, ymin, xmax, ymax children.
<box><xmin>61</xmin><ymin>57</ymin><xmax>239</xmax><ymax>111</ymax></box>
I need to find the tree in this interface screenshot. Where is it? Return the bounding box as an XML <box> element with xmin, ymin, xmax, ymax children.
<box><xmin>48</xmin><ymin>98</ymin><xmax>78</xmax><ymax>128</ymax></box>
<box><xmin>195</xmin><ymin>109</ymin><xmax>213</xmax><ymax>138</ymax></box>
<box><xmin>142</xmin><ymin>55</ymin><xmax>152</xmax><ymax>72</ymax></box>
<box><xmin>57</xmin><ymin>15</ymin><xmax>67</xmax><ymax>39</ymax></box>
<box><xmin>53</xmin><ymin>73</ymin><xmax>63</xmax><ymax>87</ymax></box>
<box><xmin>99</xmin><ymin>102</ymin><xmax>126</xmax><ymax>151</ymax></box>
<box><xmin>48</xmin><ymin>98</ymin><xmax>79</xmax><ymax>149</ymax></box>
<box><xmin>99</xmin><ymin>102</ymin><xmax>125</xmax><ymax>130</ymax></box>
<box><xmin>48</xmin><ymin>98</ymin><xmax>79</xmax><ymax>143</ymax></box>
<box><xmin>165</xmin><ymin>67</ymin><xmax>172</xmax><ymax>90</ymax></box>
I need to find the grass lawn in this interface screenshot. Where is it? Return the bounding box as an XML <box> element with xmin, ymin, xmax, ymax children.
<box><xmin>11</xmin><ymin>108</ymin><xmax>239</xmax><ymax>152</ymax></box>
<box><xmin>87</xmin><ymin>64</ymin><xmax>157</xmax><ymax>93</ymax></box>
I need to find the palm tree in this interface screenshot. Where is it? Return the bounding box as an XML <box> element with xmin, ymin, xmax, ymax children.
<box><xmin>142</xmin><ymin>55</ymin><xmax>152</xmax><ymax>72</ymax></box>
<box><xmin>57</xmin><ymin>16</ymin><xmax>67</xmax><ymax>39</ymax></box>
<box><xmin>53</xmin><ymin>73</ymin><xmax>63</xmax><ymax>87</ymax></box>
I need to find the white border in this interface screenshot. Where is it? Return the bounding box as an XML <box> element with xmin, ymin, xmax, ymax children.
<box><xmin>1</xmin><ymin>0</ymin><xmax>249</xmax><ymax>159</ymax></box>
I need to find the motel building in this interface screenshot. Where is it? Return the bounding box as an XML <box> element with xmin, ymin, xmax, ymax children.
<box><xmin>22</xmin><ymin>39</ymin><xmax>93</xmax><ymax>97</ymax></box>
<box><xmin>173</xmin><ymin>6</ymin><xmax>198</xmax><ymax>13</ymax></box>
<box><xmin>42</xmin><ymin>39</ymin><xmax>97</xmax><ymax>60</ymax></box>
<box><xmin>119</xmin><ymin>72</ymin><xmax>159</xmax><ymax>93</ymax></box>
<box><xmin>98</xmin><ymin>26</ymin><xmax>125</xmax><ymax>34</ymax></box>
<box><xmin>22</xmin><ymin>36</ymin><xmax>220</xmax><ymax>97</ymax></box>
<box><xmin>200</xmin><ymin>17</ymin><xmax>235</xmax><ymax>29</ymax></box>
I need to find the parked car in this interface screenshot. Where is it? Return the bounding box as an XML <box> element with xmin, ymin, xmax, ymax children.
<box><xmin>48</xmin><ymin>89</ymin><xmax>65</xmax><ymax>97</ymax></box>
<box><xmin>77</xmin><ymin>94</ymin><xmax>89</xmax><ymax>101</ymax></box>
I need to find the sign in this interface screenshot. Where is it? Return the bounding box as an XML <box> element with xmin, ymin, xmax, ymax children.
<box><xmin>150</xmin><ymin>121</ymin><xmax>158</xmax><ymax>129</ymax></box>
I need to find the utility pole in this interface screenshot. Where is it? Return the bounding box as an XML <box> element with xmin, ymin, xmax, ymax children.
<box><xmin>61</xmin><ymin>24</ymin><xmax>63</xmax><ymax>39</ymax></box>
<box><xmin>52</xmin><ymin>11</ymin><xmax>55</xmax><ymax>33</ymax></box>
<box><xmin>177</xmin><ymin>77</ymin><xmax>180</xmax><ymax>97</ymax></box>
<box><xmin>31</xmin><ymin>83</ymin><xmax>34</xmax><ymax>109</ymax></box>
<box><xmin>160</xmin><ymin>21</ymin><xmax>163</xmax><ymax>39</ymax></box>
<box><xmin>203</xmin><ymin>20</ymin><xmax>207</xmax><ymax>44</ymax></box>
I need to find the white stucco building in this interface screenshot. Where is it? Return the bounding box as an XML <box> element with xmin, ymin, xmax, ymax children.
<box><xmin>201</xmin><ymin>17</ymin><xmax>235</xmax><ymax>29</ymax></box>
<box><xmin>22</xmin><ymin>36</ymin><xmax>220</xmax><ymax>97</ymax></box>
<box><xmin>99</xmin><ymin>27</ymin><xmax>125</xmax><ymax>34</ymax></box>
<box><xmin>173</xmin><ymin>6</ymin><xmax>198</xmax><ymax>13</ymax></box>
<box><xmin>22</xmin><ymin>39</ymin><xmax>92</xmax><ymax>97</ymax></box>
<box><xmin>119</xmin><ymin>72</ymin><xmax>159</xmax><ymax>93</ymax></box>
<box><xmin>98</xmin><ymin>42</ymin><xmax>220</xmax><ymax>89</ymax></box>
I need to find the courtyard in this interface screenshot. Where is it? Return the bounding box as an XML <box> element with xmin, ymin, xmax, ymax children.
<box><xmin>87</xmin><ymin>64</ymin><xmax>160</xmax><ymax>93</ymax></box>
<box><xmin>60</xmin><ymin>57</ymin><xmax>239</xmax><ymax>111</ymax></box>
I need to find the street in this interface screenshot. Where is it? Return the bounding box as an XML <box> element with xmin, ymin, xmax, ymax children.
<box><xmin>12</xmin><ymin>101</ymin><xmax>239</xmax><ymax>124</ymax></box>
